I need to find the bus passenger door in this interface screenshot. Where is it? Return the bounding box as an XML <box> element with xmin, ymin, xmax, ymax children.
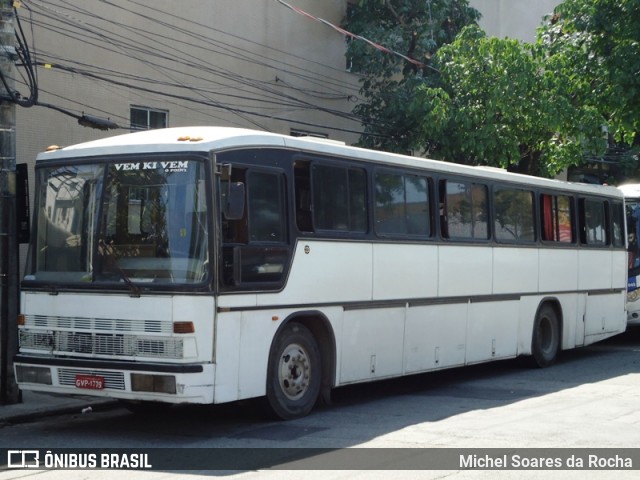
<box><xmin>219</xmin><ymin>166</ymin><xmax>290</xmax><ymax>290</ymax></box>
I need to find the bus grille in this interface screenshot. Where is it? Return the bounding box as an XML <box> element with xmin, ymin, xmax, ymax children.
<box><xmin>58</xmin><ymin>368</ymin><xmax>126</xmax><ymax>390</ymax></box>
<box><xmin>19</xmin><ymin>331</ymin><xmax>184</xmax><ymax>359</ymax></box>
<box><xmin>24</xmin><ymin>315</ymin><xmax>171</xmax><ymax>333</ymax></box>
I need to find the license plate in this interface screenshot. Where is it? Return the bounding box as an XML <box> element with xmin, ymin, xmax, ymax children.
<box><xmin>75</xmin><ymin>374</ymin><xmax>105</xmax><ymax>390</ymax></box>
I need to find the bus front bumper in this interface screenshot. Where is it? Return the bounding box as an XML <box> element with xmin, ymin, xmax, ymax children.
<box><xmin>13</xmin><ymin>355</ymin><xmax>215</xmax><ymax>404</ymax></box>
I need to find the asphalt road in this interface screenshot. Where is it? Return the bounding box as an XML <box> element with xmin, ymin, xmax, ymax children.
<box><xmin>0</xmin><ymin>327</ymin><xmax>639</xmax><ymax>479</ymax></box>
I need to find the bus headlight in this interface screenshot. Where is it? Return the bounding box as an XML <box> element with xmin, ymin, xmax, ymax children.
<box><xmin>16</xmin><ymin>365</ymin><xmax>52</xmax><ymax>385</ymax></box>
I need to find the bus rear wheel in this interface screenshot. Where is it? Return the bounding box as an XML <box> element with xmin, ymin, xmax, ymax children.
<box><xmin>531</xmin><ymin>304</ymin><xmax>560</xmax><ymax>368</ymax></box>
<box><xmin>266</xmin><ymin>322</ymin><xmax>321</xmax><ymax>420</ymax></box>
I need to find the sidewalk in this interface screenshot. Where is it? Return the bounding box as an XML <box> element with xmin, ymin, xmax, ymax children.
<box><xmin>0</xmin><ymin>390</ymin><xmax>117</xmax><ymax>425</ymax></box>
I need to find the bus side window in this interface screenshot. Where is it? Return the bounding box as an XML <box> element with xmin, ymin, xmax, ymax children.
<box><xmin>494</xmin><ymin>188</ymin><xmax>535</xmax><ymax>242</ymax></box>
<box><xmin>439</xmin><ymin>183</ymin><xmax>449</xmax><ymax>239</ymax></box>
<box><xmin>247</xmin><ymin>171</ymin><xmax>286</xmax><ymax>243</ymax></box>
<box><xmin>610</xmin><ymin>201</ymin><xmax>624</xmax><ymax>248</ymax></box>
<box><xmin>296</xmin><ymin>159</ymin><xmax>368</xmax><ymax>234</ymax></box>
<box><xmin>294</xmin><ymin>161</ymin><xmax>313</xmax><ymax>232</ymax></box>
<box><xmin>579</xmin><ymin>198</ymin><xmax>607</xmax><ymax>246</ymax></box>
<box><xmin>540</xmin><ymin>194</ymin><xmax>574</xmax><ymax>243</ymax></box>
<box><xmin>374</xmin><ymin>171</ymin><xmax>429</xmax><ymax>237</ymax></box>
<box><xmin>440</xmin><ymin>179</ymin><xmax>488</xmax><ymax>240</ymax></box>
<box><xmin>313</xmin><ymin>164</ymin><xmax>349</xmax><ymax>231</ymax></box>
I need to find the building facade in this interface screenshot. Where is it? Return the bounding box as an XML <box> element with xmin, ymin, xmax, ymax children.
<box><xmin>16</xmin><ymin>0</ymin><xmax>360</xmax><ymax>159</ymax></box>
<box><xmin>471</xmin><ymin>0</ymin><xmax>560</xmax><ymax>42</ymax></box>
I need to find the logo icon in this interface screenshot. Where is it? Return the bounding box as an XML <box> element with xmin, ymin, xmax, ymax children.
<box><xmin>7</xmin><ymin>450</ymin><xmax>40</xmax><ymax>468</ymax></box>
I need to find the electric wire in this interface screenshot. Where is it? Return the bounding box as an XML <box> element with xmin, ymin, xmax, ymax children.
<box><xmin>23</xmin><ymin>3</ymin><xmax>362</xmax><ymax>126</ymax></box>
<box><xmin>273</xmin><ymin>0</ymin><xmax>439</xmax><ymax>73</ymax></box>
<box><xmin>9</xmin><ymin>1</ymin><xmax>390</xmax><ymax>137</ymax></box>
<box><xmin>27</xmin><ymin>0</ymin><xmax>359</xmax><ymax>100</ymax></box>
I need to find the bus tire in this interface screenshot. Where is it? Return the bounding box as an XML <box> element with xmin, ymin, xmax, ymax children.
<box><xmin>266</xmin><ymin>322</ymin><xmax>321</xmax><ymax>420</ymax></box>
<box><xmin>531</xmin><ymin>304</ymin><xmax>560</xmax><ymax>368</ymax></box>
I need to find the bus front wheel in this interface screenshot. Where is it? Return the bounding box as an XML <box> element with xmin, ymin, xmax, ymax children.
<box><xmin>266</xmin><ymin>322</ymin><xmax>321</xmax><ymax>420</ymax></box>
<box><xmin>531</xmin><ymin>304</ymin><xmax>560</xmax><ymax>368</ymax></box>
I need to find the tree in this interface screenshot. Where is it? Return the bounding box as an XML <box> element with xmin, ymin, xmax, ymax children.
<box><xmin>539</xmin><ymin>0</ymin><xmax>640</xmax><ymax>180</ymax></box>
<box><xmin>414</xmin><ymin>25</ymin><xmax>605</xmax><ymax>177</ymax></box>
<box><xmin>344</xmin><ymin>0</ymin><xmax>480</xmax><ymax>153</ymax></box>
<box><xmin>415</xmin><ymin>0</ymin><xmax>640</xmax><ymax>178</ymax></box>
<box><xmin>348</xmin><ymin>0</ymin><xmax>640</xmax><ymax>180</ymax></box>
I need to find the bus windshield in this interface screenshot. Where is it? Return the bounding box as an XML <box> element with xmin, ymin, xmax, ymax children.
<box><xmin>25</xmin><ymin>157</ymin><xmax>209</xmax><ymax>286</ymax></box>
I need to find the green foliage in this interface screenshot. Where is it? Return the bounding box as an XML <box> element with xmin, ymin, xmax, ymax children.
<box><xmin>541</xmin><ymin>0</ymin><xmax>640</xmax><ymax>142</ymax></box>
<box><xmin>345</xmin><ymin>0</ymin><xmax>480</xmax><ymax>153</ymax></box>
<box><xmin>416</xmin><ymin>25</ymin><xmax>606</xmax><ymax>176</ymax></box>
<box><xmin>348</xmin><ymin>0</ymin><xmax>640</xmax><ymax>179</ymax></box>
<box><xmin>539</xmin><ymin>0</ymin><xmax>640</xmax><ymax>180</ymax></box>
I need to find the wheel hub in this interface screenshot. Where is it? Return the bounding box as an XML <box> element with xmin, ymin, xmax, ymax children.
<box><xmin>278</xmin><ymin>343</ymin><xmax>311</xmax><ymax>400</ymax></box>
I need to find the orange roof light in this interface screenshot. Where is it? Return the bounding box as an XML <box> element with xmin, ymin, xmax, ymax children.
<box><xmin>177</xmin><ymin>135</ymin><xmax>204</xmax><ymax>142</ymax></box>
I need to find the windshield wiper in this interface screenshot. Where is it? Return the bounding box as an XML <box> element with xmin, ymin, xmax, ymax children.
<box><xmin>98</xmin><ymin>239</ymin><xmax>141</xmax><ymax>297</ymax></box>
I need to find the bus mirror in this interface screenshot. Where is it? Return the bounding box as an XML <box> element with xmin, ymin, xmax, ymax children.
<box><xmin>224</xmin><ymin>182</ymin><xmax>245</xmax><ymax>220</ymax></box>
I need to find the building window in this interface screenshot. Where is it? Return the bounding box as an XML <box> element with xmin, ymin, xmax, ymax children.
<box><xmin>130</xmin><ymin>106</ymin><xmax>168</xmax><ymax>131</ymax></box>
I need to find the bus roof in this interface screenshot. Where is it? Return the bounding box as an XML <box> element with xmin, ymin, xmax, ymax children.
<box><xmin>619</xmin><ymin>183</ymin><xmax>640</xmax><ymax>199</ymax></box>
<box><xmin>37</xmin><ymin>126</ymin><xmax>622</xmax><ymax>198</ymax></box>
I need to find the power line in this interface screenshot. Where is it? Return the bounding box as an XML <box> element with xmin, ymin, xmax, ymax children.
<box><xmin>273</xmin><ymin>0</ymin><xmax>438</xmax><ymax>73</ymax></box>
<box><xmin>22</xmin><ymin>0</ymin><xmax>364</xmax><ymax>131</ymax></box>
<box><xmin>35</xmin><ymin>61</ymin><xmax>369</xmax><ymax>136</ymax></box>
<box><xmin>120</xmin><ymin>0</ymin><xmax>360</xmax><ymax>95</ymax></box>
<box><xmin>28</xmin><ymin>0</ymin><xmax>359</xmax><ymax>98</ymax></box>
<box><xmin>16</xmin><ymin>0</ymin><xmax>387</xmax><ymax>136</ymax></box>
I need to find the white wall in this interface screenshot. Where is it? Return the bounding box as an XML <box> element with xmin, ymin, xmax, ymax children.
<box><xmin>470</xmin><ymin>0</ymin><xmax>561</xmax><ymax>42</ymax></box>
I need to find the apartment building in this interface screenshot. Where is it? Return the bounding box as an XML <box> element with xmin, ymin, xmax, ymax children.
<box><xmin>15</xmin><ymin>0</ymin><xmax>360</xmax><ymax>171</ymax></box>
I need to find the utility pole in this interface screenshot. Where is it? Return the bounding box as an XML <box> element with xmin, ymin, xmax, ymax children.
<box><xmin>0</xmin><ymin>0</ymin><xmax>19</xmax><ymax>405</ymax></box>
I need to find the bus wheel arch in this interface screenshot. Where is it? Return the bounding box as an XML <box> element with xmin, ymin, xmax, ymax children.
<box><xmin>530</xmin><ymin>299</ymin><xmax>562</xmax><ymax>368</ymax></box>
<box><xmin>265</xmin><ymin>311</ymin><xmax>335</xmax><ymax>419</ymax></box>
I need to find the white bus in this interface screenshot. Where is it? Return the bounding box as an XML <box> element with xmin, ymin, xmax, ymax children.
<box><xmin>15</xmin><ymin>127</ymin><xmax>627</xmax><ymax>419</ymax></box>
<box><xmin>619</xmin><ymin>183</ymin><xmax>640</xmax><ymax>325</ymax></box>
